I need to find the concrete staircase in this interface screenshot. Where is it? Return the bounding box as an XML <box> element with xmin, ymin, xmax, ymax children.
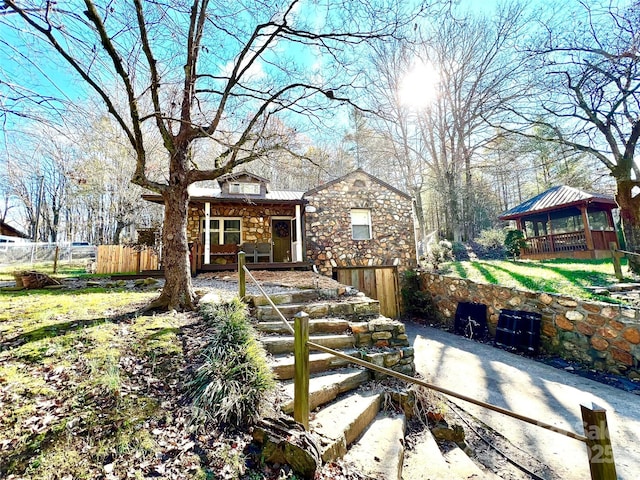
<box><xmin>249</xmin><ymin>287</ymin><xmax>495</xmax><ymax>480</ymax></box>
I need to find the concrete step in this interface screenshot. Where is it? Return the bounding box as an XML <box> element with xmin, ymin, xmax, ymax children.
<box><xmin>342</xmin><ymin>413</ymin><xmax>406</xmax><ymax>480</ymax></box>
<box><xmin>260</xmin><ymin>333</ymin><xmax>356</xmax><ymax>355</ymax></box>
<box><xmin>249</xmin><ymin>290</ymin><xmax>325</xmax><ymax>306</ymax></box>
<box><xmin>444</xmin><ymin>444</ymin><xmax>497</xmax><ymax>479</ymax></box>
<box><xmin>254</xmin><ymin>298</ymin><xmax>380</xmax><ymax>321</ymax></box>
<box><xmin>256</xmin><ymin>318</ymin><xmax>350</xmax><ymax>335</ymax></box>
<box><xmin>402</xmin><ymin>428</ymin><xmax>456</xmax><ymax>479</ymax></box>
<box><xmin>281</xmin><ymin>368</ymin><xmax>371</xmax><ymax>414</ymax></box>
<box><xmin>270</xmin><ymin>350</ymin><xmax>361</xmax><ymax>380</ymax></box>
<box><xmin>311</xmin><ymin>392</ymin><xmax>382</xmax><ymax>462</ymax></box>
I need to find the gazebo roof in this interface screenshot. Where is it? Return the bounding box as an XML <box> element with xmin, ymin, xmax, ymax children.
<box><xmin>499</xmin><ymin>185</ymin><xmax>617</xmax><ymax>221</ymax></box>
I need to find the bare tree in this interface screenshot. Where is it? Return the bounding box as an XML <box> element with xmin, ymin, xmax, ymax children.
<box><xmin>517</xmin><ymin>1</ymin><xmax>640</xmax><ymax>270</ymax></box>
<box><xmin>2</xmin><ymin>0</ymin><xmax>425</xmax><ymax>310</ymax></box>
<box><xmin>367</xmin><ymin>3</ymin><xmax>532</xmax><ymax>242</ymax></box>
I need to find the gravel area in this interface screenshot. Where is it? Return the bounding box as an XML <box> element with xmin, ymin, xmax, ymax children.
<box><xmin>1</xmin><ymin>270</ymin><xmax>347</xmax><ymax>300</ymax></box>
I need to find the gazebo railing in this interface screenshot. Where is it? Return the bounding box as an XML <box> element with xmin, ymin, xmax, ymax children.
<box><xmin>525</xmin><ymin>230</ymin><xmax>618</xmax><ymax>255</ymax></box>
<box><xmin>526</xmin><ymin>231</ymin><xmax>587</xmax><ymax>255</ymax></box>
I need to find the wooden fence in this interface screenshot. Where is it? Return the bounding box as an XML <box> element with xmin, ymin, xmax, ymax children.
<box><xmin>335</xmin><ymin>266</ymin><xmax>400</xmax><ymax>318</ymax></box>
<box><xmin>96</xmin><ymin>245</ymin><xmax>159</xmax><ymax>274</ymax></box>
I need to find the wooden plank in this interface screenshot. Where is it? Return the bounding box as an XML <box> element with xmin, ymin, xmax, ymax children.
<box><xmin>293</xmin><ymin>313</ymin><xmax>310</xmax><ymax>430</ymax></box>
<box><xmin>375</xmin><ymin>267</ymin><xmax>399</xmax><ymax>318</ymax></box>
<box><xmin>363</xmin><ymin>269</ymin><xmax>376</xmax><ymax>299</ymax></box>
<box><xmin>95</xmin><ymin>245</ymin><xmax>161</xmax><ymax>274</ymax></box>
<box><xmin>581</xmin><ymin>403</ymin><xmax>617</xmax><ymax>480</ymax></box>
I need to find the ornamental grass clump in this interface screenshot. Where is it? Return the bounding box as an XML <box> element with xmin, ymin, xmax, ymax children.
<box><xmin>187</xmin><ymin>298</ymin><xmax>275</xmax><ymax>431</ymax></box>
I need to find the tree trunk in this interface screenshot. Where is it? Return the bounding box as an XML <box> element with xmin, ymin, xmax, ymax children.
<box><xmin>445</xmin><ymin>172</ymin><xmax>461</xmax><ymax>242</ymax></box>
<box><xmin>113</xmin><ymin>220</ymin><xmax>125</xmax><ymax>245</ymax></box>
<box><xmin>463</xmin><ymin>154</ymin><xmax>472</xmax><ymax>242</ymax></box>
<box><xmin>616</xmin><ymin>180</ymin><xmax>640</xmax><ymax>274</ymax></box>
<box><xmin>146</xmin><ymin>183</ymin><xmax>196</xmax><ymax>311</ymax></box>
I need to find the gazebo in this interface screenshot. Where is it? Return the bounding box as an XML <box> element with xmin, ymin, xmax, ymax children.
<box><xmin>498</xmin><ymin>185</ymin><xmax>619</xmax><ymax>260</ymax></box>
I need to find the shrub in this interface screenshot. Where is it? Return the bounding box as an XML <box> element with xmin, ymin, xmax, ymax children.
<box><xmin>476</xmin><ymin>228</ymin><xmax>507</xmax><ymax>250</ymax></box>
<box><xmin>426</xmin><ymin>240</ymin><xmax>454</xmax><ymax>270</ymax></box>
<box><xmin>401</xmin><ymin>269</ymin><xmax>435</xmax><ymax>319</ymax></box>
<box><xmin>504</xmin><ymin>229</ymin><xmax>527</xmax><ymax>259</ymax></box>
<box><xmin>451</xmin><ymin>241</ymin><xmax>467</xmax><ymax>259</ymax></box>
<box><xmin>186</xmin><ymin>298</ymin><xmax>275</xmax><ymax>431</ymax></box>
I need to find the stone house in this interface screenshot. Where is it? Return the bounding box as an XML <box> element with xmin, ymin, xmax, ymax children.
<box><xmin>303</xmin><ymin>169</ymin><xmax>417</xmax><ymax>277</ymax></box>
<box><xmin>143</xmin><ymin>169</ymin><xmax>417</xmax><ymax>278</ymax></box>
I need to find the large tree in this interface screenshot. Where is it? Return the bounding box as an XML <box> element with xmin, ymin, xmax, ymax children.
<box><xmin>521</xmin><ymin>1</ymin><xmax>640</xmax><ymax>270</ymax></box>
<box><xmin>2</xmin><ymin>0</ymin><xmax>424</xmax><ymax>310</ymax></box>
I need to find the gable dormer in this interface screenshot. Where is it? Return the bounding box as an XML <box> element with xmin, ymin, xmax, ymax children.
<box><xmin>218</xmin><ymin>171</ymin><xmax>269</xmax><ymax>198</ymax></box>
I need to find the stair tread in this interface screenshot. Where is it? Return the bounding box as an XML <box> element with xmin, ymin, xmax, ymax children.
<box><xmin>256</xmin><ymin>318</ymin><xmax>350</xmax><ymax>334</ymax></box>
<box><xmin>270</xmin><ymin>349</ymin><xmax>360</xmax><ymax>366</ymax></box>
<box><xmin>261</xmin><ymin>333</ymin><xmax>355</xmax><ymax>342</ymax></box>
<box><xmin>402</xmin><ymin>429</ymin><xmax>454</xmax><ymax>479</ymax></box>
<box><xmin>269</xmin><ymin>350</ymin><xmax>361</xmax><ymax>380</ymax></box>
<box><xmin>311</xmin><ymin>392</ymin><xmax>382</xmax><ymax>462</ymax></box>
<box><xmin>343</xmin><ymin>412</ymin><xmax>406</xmax><ymax>480</ymax></box>
<box><xmin>444</xmin><ymin>445</ymin><xmax>494</xmax><ymax>479</ymax></box>
<box><xmin>281</xmin><ymin>368</ymin><xmax>370</xmax><ymax>413</ymax></box>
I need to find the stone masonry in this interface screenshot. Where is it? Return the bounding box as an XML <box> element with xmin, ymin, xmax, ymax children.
<box><xmin>304</xmin><ymin>169</ymin><xmax>417</xmax><ymax>277</ymax></box>
<box><xmin>419</xmin><ymin>272</ymin><xmax>640</xmax><ymax>380</ymax></box>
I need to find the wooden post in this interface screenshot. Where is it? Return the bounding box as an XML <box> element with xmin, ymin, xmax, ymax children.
<box><xmin>53</xmin><ymin>246</ymin><xmax>59</xmax><ymax>274</ymax></box>
<box><xmin>238</xmin><ymin>251</ymin><xmax>246</xmax><ymax>298</ymax></box>
<box><xmin>610</xmin><ymin>242</ymin><xmax>623</xmax><ymax>281</ymax></box>
<box><xmin>581</xmin><ymin>403</ymin><xmax>616</xmax><ymax>480</ymax></box>
<box><xmin>294</xmin><ymin>311</ymin><xmax>310</xmax><ymax>430</ymax></box>
<box><xmin>136</xmin><ymin>250</ymin><xmax>142</xmax><ymax>274</ymax></box>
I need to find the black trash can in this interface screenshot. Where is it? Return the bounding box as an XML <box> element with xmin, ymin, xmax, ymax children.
<box><xmin>495</xmin><ymin>309</ymin><xmax>541</xmax><ymax>355</ymax></box>
<box><xmin>454</xmin><ymin>302</ymin><xmax>488</xmax><ymax>340</ymax></box>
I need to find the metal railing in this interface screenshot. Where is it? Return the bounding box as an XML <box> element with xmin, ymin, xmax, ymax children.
<box><xmin>237</xmin><ymin>253</ymin><xmax>617</xmax><ymax>480</ymax></box>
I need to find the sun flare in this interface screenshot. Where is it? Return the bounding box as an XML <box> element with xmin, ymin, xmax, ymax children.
<box><xmin>398</xmin><ymin>61</ymin><xmax>439</xmax><ymax>109</ymax></box>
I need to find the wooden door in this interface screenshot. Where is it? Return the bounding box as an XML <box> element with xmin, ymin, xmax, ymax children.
<box><xmin>271</xmin><ymin>219</ymin><xmax>292</xmax><ymax>262</ymax></box>
<box><xmin>336</xmin><ymin>266</ymin><xmax>400</xmax><ymax>318</ymax></box>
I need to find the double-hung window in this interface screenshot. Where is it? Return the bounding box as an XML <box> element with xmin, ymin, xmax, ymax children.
<box><xmin>229</xmin><ymin>182</ymin><xmax>260</xmax><ymax>195</ymax></box>
<box><xmin>350</xmin><ymin>209</ymin><xmax>372</xmax><ymax>240</ymax></box>
<box><xmin>202</xmin><ymin>217</ymin><xmax>241</xmax><ymax>245</ymax></box>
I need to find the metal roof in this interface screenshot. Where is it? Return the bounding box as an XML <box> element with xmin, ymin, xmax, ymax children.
<box><xmin>499</xmin><ymin>185</ymin><xmax>617</xmax><ymax>220</ymax></box>
<box><xmin>186</xmin><ymin>184</ymin><xmax>304</xmax><ymax>201</ymax></box>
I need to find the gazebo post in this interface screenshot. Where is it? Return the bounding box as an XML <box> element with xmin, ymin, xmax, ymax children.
<box><xmin>580</xmin><ymin>206</ymin><xmax>595</xmax><ymax>251</ymax></box>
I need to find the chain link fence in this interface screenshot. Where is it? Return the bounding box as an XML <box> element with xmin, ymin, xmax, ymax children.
<box><xmin>0</xmin><ymin>241</ymin><xmax>96</xmax><ymax>268</ymax></box>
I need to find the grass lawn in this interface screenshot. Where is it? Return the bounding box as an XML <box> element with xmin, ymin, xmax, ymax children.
<box><xmin>0</xmin><ymin>286</ymin><xmax>215</xmax><ymax>479</ymax></box>
<box><xmin>439</xmin><ymin>257</ymin><xmax>630</xmax><ymax>302</ymax></box>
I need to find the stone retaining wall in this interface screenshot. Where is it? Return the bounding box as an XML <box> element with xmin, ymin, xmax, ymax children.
<box><xmin>351</xmin><ymin>319</ymin><xmax>415</xmax><ymax>377</ymax></box>
<box><xmin>419</xmin><ymin>272</ymin><xmax>640</xmax><ymax>380</ymax></box>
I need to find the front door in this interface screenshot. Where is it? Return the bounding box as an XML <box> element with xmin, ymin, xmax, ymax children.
<box><xmin>272</xmin><ymin>219</ymin><xmax>292</xmax><ymax>262</ymax></box>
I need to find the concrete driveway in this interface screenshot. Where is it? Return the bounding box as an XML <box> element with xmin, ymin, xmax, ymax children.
<box><xmin>406</xmin><ymin>323</ymin><xmax>640</xmax><ymax>480</ymax></box>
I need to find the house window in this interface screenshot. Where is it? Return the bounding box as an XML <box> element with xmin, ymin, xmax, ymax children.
<box><xmin>201</xmin><ymin>218</ymin><xmax>241</xmax><ymax>245</ymax></box>
<box><xmin>229</xmin><ymin>182</ymin><xmax>260</xmax><ymax>195</ymax></box>
<box><xmin>351</xmin><ymin>209</ymin><xmax>371</xmax><ymax>240</ymax></box>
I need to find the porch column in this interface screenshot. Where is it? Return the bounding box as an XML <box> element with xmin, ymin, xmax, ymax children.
<box><xmin>580</xmin><ymin>205</ymin><xmax>595</xmax><ymax>250</ymax></box>
<box><xmin>204</xmin><ymin>202</ymin><xmax>211</xmax><ymax>265</ymax></box>
<box><xmin>295</xmin><ymin>204</ymin><xmax>303</xmax><ymax>262</ymax></box>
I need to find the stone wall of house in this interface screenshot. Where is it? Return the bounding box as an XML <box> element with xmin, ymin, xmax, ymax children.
<box><xmin>186</xmin><ymin>204</ymin><xmax>296</xmax><ymax>244</ymax></box>
<box><xmin>418</xmin><ymin>272</ymin><xmax>640</xmax><ymax>379</ymax></box>
<box><xmin>304</xmin><ymin>171</ymin><xmax>417</xmax><ymax>276</ymax></box>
